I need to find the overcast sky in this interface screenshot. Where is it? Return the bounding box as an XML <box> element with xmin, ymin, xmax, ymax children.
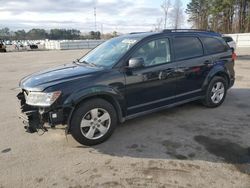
<box><xmin>0</xmin><ymin>0</ymin><xmax>190</xmax><ymax>33</ymax></box>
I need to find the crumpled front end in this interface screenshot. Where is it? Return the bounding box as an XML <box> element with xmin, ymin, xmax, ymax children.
<box><xmin>17</xmin><ymin>89</ymin><xmax>65</xmax><ymax>133</ymax></box>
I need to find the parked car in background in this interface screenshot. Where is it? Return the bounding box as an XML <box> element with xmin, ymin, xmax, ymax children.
<box><xmin>17</xmin><ymin>29</ymin><xmax>236</xmax><ymax>146</ymax></box>
<box><xmin>223</xmin><ymin>36</ymin><xmax>236</xmax><ymax>52</ymax></box>
<box><xmin>29</xmin><ymin>44</ymin><xmax>38</xmax><ymax>49</ymax></box>
<box><xmin>5</xmin><ymin>40</ymin><xmax>12</xmax><ymax>45</ymax></box>
<box><xmin>0</xmin><ymin>40</ymin><xmax>7</xmax><ymax>52</ymax></box>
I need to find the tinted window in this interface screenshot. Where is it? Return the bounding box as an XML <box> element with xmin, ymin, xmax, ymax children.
<box><xmin>173</xmin><ymin>37</ymin><xmax>203</xmax><ymax>60</ymax></box>
<box><xmin>201</xmin><ymin>37</ymin><xmax>228</xmax><ymax>54</ymax></box>
<box><xmin>132</xmin><ymin>38</ymin><xmax>171</xmax><ymax>67</ymax></box>
<box><xmin>223</xmin><ymin>36</ymin><xmax>233</xmax><ymax>42</ymax></box>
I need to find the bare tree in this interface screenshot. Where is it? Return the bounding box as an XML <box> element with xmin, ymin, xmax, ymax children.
<box><xmin>161</xmin><ymin>0</ymin><xmax>171</xmax><ymax>29</ymax></box>
<box><xmin>153</xmin><ymin>18</ymin><xmax>164</xmax><ymax>31</ymax></box>
<box><xmin>170</xmin><ymin>0</ymin><xmax>184</xmax><ymax>29</ymax></box>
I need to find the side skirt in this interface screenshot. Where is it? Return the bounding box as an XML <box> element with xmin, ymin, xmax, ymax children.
<box><xmin>125</xmin><ymin>96</ymin><xmax>203</xmax><ymax>121</ymax></box>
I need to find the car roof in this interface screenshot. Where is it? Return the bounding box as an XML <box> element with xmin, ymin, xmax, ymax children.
<box><xmin>222</xmin><ymin>36</ymin><xmax>233</xmax><ymax>39</ymax></box>
<box><xmin>121</xmin><ymin>29</ymin><xmax>222</xmax><ymax>40</ymax></box>
<box><xmin>118</xmin><ymin>32</ymin><xmax>155</xmax><ymax>39</ymax></box>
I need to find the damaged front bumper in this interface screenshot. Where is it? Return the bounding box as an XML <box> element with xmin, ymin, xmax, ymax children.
<box><xmin>19</xmin><ymin>109</ymin><xmax>43</xmax><ymax>133</ymax></box>
<box><xmin>17</xmin><ymin>90</ymin><xmax>68</xmax><ymax>133</ymax></box>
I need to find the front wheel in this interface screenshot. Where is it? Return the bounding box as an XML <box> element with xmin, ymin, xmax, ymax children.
<box><xmin>202</xmin><ymin>76</ymin><xmax>227</xmax><ymax>108</ymax></box>
<box><xmin>70</xmin><ymin>98</ymin><xmax>117</xmax><ymax>146</ymax></box>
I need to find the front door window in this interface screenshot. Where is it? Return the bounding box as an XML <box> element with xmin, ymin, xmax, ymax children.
<box><xmin>131</xmin><ymin>38</ymin><xmax>171</xmax><ymax>67</ymax></box>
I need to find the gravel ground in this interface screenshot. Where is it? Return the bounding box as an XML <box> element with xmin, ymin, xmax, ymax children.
<box><xmin>0</xmin><ymin>48</ymin><xmax>249</xmax><ymax>188</ymax></box>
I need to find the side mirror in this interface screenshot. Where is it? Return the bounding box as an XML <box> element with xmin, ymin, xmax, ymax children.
<box><xmin>128</xmin><ymin>57</ymin><xmax>144</xmax><ymax>69</ymax></box>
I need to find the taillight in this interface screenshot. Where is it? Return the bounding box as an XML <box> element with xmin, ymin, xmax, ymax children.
<box><xmin>232</xmin><ymin>52</ymin><xmax>237</xmax><ymax>61</ymax></box>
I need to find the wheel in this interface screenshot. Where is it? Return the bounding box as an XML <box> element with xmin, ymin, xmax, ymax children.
<box><xmin>202</xmin><ymin>76</ymin><xmax>227</xmax><ymax>108</ymax></box>
<box><xmin>70</xmin><ymin>98</ymin><xmax>117</xmax><ymax>146</ymax></box>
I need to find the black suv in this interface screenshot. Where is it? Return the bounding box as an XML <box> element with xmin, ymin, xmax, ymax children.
<box><xmin>17</xmin><ymin>29</ymin><xmax>235</xmax><ymax>145</ymax></box>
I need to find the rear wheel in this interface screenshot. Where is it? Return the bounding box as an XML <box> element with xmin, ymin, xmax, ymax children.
<box><xmin>70</xmin><ymin>98</ymin><xmax>117</xmax><ymax>146</ymax></box>
<box><xmin>202</xmin><ymin>76</ymin><xmax>227</xmax><ymax>108</ymax></box>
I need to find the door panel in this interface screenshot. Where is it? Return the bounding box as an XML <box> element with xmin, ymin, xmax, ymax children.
<box><xmin>174</xmin><ymin>55</ymin><xmax>213</xmax><ymax>100</ymax></box>
<box><xmin>172</xmin><ymin>36</ymin><xmax>211</xmax><ymax>100</ymax></box>
<box><xmin>124</xmin><ymin>38</ymin><xmax>177</xmax><ymax>115</ymax></box>
<box><xmin>125</xmin><ymin>63</ymin><xmax>177</xmax><ymax>115</ymax></box>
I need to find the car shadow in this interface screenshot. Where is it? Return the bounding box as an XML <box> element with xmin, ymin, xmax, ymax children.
<box><xmin>91</xmin><ymin>88</ymin><xmax>250</xmax><ymax>174</ymax></box>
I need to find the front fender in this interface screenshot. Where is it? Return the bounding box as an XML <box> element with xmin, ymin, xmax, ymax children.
<box><xmin>63</xmin><ymin>85</ymin><xmax>125</xmax><ymax>106</ymax></box>
<box><xmin>202</xmin><ymin>65</ymin><xmax>230</xmax><ymax>90</ymax></box>
<box><xmin>63</xmin><ymin>85</ymin><xmax>126</xmax><ymax>127</ymax></box>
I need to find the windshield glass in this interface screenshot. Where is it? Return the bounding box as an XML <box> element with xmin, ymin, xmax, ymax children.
<box><xmin>79</xmin><ymin>36</ymin><xmax>141</xmax><ymax>67</ymax></box>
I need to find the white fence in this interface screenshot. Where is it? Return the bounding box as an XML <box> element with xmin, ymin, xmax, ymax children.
<box><xmin>45</xmin><ymin>40</ymin><xmax>105</xmax><ymax>50</ymax></box>
<box><xmin>225</xmin><ymin>33</ymin><xmax>250</xmax><ymax>47</ymax></box>
<box><xmin>44</xmin><ymin>33</ymin><xmax>250</xmax><ymax>50</ymax></box>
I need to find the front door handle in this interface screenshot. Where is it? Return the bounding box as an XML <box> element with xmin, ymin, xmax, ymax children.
<box><xmin>204</xmin><ymin>60</ymin><xmax>213</xmax><ymax>66</ymax></box>
<box><xmin>159</xmin><ymin>71</ymin><xmax>172</xmax><ymax>80</ymax></box>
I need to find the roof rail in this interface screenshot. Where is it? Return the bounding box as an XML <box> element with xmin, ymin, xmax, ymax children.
<box><xmin>129</xmin><ymin>32</ymin><xmax>149</xmax><ymax>34</ymax></box>
<box><xmin>162</xmin><ymin>29</ymin><xmax>215</xmax><ymax>33</ymax></box>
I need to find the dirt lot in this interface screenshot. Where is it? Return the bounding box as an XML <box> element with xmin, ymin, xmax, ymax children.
<box><xmin>0</xmin><ymin>49</ymin><xmax>249</xmax><ymax>188</ymax></box>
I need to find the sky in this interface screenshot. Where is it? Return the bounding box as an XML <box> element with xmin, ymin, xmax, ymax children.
<box><xmin>0</xmin><ymin>0</ymin><xmax>191</xmax><ymax>33</ymax></box>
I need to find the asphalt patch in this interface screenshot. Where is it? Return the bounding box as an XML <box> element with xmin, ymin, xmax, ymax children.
<box><xmin>194</xmin><ymin>135</ymin><xmax>250</xmax><ymax>174</ymax></box>
<box><xmin>236</xmin><ymin>103</ymin><xmax>250</xmax><ymax>109</ymax></box>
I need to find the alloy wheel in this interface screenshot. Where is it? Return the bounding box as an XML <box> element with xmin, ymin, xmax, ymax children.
<box><xmin>80</xmin><ymin>108</ymin><xmax>111</xmax><ymax>140</ymax></box>
<box><xmin>211</xmin><ymin>81</ymin><xmax>225</xmax><ymax>104</ymax></box>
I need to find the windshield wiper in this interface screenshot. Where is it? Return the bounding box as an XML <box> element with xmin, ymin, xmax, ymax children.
<box><xmin>73</xmin><ymin>59</ymin><xmax>98</xmax><ymax>67</ymax></box>
<box><xmin>72</xmin><ymin>59</ymin><xmax>80</xmax><ymax>64</ymax></box>
<box><xmin>88</xmin><ymin>62</ymin><xmax>98</xmax><ymax>67</ymax></box>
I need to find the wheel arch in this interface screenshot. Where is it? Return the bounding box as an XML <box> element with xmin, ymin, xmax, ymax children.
<box><xmin>76</xmin><ymin>93</ymin><xmax>124</xmax><ymax>121</ymax></box>
<box><xmin>202</xmin><ymin>67</ymin><xmax>230</xmax><ymax>90</ymax></box>
<box><xmin>213</xmin><ymin>72</ymin><xmax>230</xmax><ymax>88</ymax></box>
<box><xmin>66</xmin><ymin>89</ymin><xmax>126</xmax><ymax>133</ymax></box>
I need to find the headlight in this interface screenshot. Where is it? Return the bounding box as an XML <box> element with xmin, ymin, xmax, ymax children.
<box><xmin>26</xmin><ymin>91</ymin><xmax>61</xmax><ymax>107</ymax></box>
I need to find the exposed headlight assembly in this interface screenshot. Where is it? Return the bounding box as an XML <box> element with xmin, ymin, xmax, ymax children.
<box><xmin>26</xmin><ymin>91</ymin><xmax>61</xmax><ymax>107</ymax></box>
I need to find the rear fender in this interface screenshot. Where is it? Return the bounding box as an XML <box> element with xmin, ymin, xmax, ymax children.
<box><xmin>202</xmin><ymin>65</ymin><xmax>230</xmax><ymax>90</ymax></box>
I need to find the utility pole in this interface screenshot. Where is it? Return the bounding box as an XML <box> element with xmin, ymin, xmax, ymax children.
<box><xmin>94</xmin><ymin>7</ymin><xmax>97</xmax><ymax>32</ymax></box>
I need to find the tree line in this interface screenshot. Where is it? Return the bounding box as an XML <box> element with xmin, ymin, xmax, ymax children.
<box><xmin>186</xmin><ymin>0</ymin><xmax>250</xmax><ymax>33</ymax></box>
<box><xmin>154</xmin><ymin>0</ymin><xmax>184</xmax><ymax>31</ymax></box>
<box><xmin>0</xmin><ymin>28</ymin><xmax>105</xmax><ymax>40</ymax></box>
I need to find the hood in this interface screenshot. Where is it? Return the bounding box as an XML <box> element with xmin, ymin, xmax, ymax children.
<box><xmin>20</xmin><ymin>63</ymin><xmax>103</xmax><ymax>91</ymax></box>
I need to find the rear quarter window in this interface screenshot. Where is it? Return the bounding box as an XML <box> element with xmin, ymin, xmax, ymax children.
<box><xmin>223</xmin><ymin>36</ymin><xmax>233</xmax><ymax>42</ymax></box>
<box><xmin>201</xmin><ymin>37</ymin><xmax>229</xmax><ymax>54</ymax></box>
<box><xmin>173</xmin><ymin>37</ymin><xmax>203</xmax><ymax>61</ymax></box>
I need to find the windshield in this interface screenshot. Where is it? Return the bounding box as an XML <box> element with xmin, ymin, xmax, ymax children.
<box><xmin>79</xmin><ymin>36</ymin><xmax>141</xmax><ymax>67</ymax></box>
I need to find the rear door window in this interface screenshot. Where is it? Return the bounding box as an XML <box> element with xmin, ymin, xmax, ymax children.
<box><xmin>173</xmin><ymin>37</ymin><xmax>203</xmax><ymax>61</ymax></box>
<box><xmin>201</xmin><ymin>37</ymin><xmax>228</xmax><ymax>54</ymax></box>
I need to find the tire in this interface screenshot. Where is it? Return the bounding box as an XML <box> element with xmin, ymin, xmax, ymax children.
<box><xmin>70</xmin><ymin>98</ymin><xmax>117</xmax><ymax>146</ymax></box>
<box><xmin>202</xmin><ymin>76</ymin><xmax>227</xmax><ymax>108</ymax></box>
